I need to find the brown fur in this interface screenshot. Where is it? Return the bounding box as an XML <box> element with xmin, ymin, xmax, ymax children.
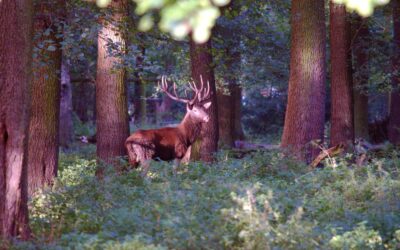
<box><xmin>125</xmin><ymin>112</ymin><xmax>203</xmax><ymax>166</ymax></box>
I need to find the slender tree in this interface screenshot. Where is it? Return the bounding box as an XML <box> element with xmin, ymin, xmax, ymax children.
<box><xmin>352</xmin><ymin>16</ymin><xmax>370</xmax><ymax>140</ymax></box>
<box><xmin>60</xmin><ymin>57</ymin><xmax>74</xmax><ymax>147</ymax></box>
<box><xmin>0</xmin><ymin>0</ymin><xmax>33</xmax><ymax>239</ymax></box>
<box><xmin>27</xmin><ymin>0</ymin><xmax>64</xmax><ymax>195</ymax></box>
<box><xmin>190</xmin><ymin>38</ymin><xmax>219</xmax><ymax>162</ymax></box>
<box><xmin>216</xmin><ymin>3</ymin><xmax>245</xmax><ymax>148</ymax></box>
<box><xmin>281</xmin><ymin>0</ymin><xmax>327</xmax><ymax>162</ymax></box>
<box><xmin>217</xmin><ymin>48</ymin><xmax>243</xmax><ymax>148</ymax></box>
<box><xmin>73</xmin><ymin>81</ymin><xmax>91</xmax><ymax>123</ymax></box>
<box><xmin>389</xmin><ymin>0</ymin><xmax>400</xmax><ymax>144</ymax></box>
<box><xmin>96</xmin><ymin>0</ymin><xmax>130</xmax><ymax>166</ymax></box>
<box><xmin>330</xmin><ymin>1</ymin><xmax>354</xmax><ymax>147</ymax></box>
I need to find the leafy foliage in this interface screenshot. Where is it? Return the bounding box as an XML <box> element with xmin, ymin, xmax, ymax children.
<box><xmin>11</xmin><ymin>147</ymin><xmax>400</xmax><ymax>249</ymax></box>
<box><xmin>97</xmin><ymin>0</ymin><xmax>231</xmax><ymax>43</ymax></box>
<box><xmin>333</xmin><ymin>0</ymin><xmax>390</xmax><ymax>17</ymax></box>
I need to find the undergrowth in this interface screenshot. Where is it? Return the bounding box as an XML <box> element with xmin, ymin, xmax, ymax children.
<box><xmin>10</xmin><ymin>147</ymin><xmax>400</xmax><ymax>249</ymax></box>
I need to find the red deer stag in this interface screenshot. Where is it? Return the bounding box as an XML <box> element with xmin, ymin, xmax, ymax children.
<box><xmin>125</xmin><ymin>75</ymin><xmax>212</xmax><ymax>175</ymax></box>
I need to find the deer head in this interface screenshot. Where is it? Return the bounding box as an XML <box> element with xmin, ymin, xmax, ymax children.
<box><xmin>160</xmin><ymin>75</ymin><xmax>212</xmax><ymax>123</ymax></box>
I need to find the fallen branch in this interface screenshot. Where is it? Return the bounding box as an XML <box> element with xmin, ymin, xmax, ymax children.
<box><xmin>310</xmin><ymin>143</ymin><xmax>345</xmax><ymax>168</ymax></box>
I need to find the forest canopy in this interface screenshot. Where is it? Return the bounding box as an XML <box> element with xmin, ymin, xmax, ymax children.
<box><xmin>95</xmin><ymin>0</ymin><xmax>391</xmax><ymax>43</ymax></box>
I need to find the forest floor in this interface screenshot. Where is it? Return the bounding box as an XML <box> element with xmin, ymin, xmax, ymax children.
<box><xmin>10</xmin><ymin>144</ymin><xmax>400</xmax><ymax>249</ymax></box>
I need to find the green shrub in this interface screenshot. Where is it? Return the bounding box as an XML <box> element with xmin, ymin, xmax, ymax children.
<box><xmin>22</xmin><ymin>147</ymin><xmax>400</xmax><ymax>249</ymax></box>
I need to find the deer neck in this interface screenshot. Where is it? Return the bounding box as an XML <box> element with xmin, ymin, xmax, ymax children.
<box><xmin>179</xmin><ymin>113</ymin><xmax>202</xmax><ymax>145</ymax></box>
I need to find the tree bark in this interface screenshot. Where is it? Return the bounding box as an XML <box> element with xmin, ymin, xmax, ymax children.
<box><xmin>73</xmin><ymin>81</ymin><xmax>91</xmax><ymax>123</ymax></box>
<box><xmin>190</xmin><ymin>38</ymin><xmax>219</xmax><ymax>162</ymax></box>
<box><xmin>281</xmin><ymin>0</ymin><xmax>327</xmax><ymax>163</ymax></box>
<box><xmin>217</xmin><ymin>47</ymin><xmax>244</xmax><ymax>148</ymax></box>
<box><xmin>0</xmin><ymin>0</ymin><xmax>33</xmax><ymax>239</ymax></box>
<box><xmin>389</xmin><ymin>0</ymin><xmax>400</xmax><ymax>144</ymax></box>
<box><xmin>329</xmin><ymin>2</ymin><xmax>354</xmax><ymax>147</ymax></box>
<box><xmin>352</xmin><ymin>16</ymin><xmax>370</xmax><ymax>140</ymax></box>
<box><xmin>217</xmin><ymin>87</ymin><xmax>235</xmax><ymax>148</ymax></box>
<box><xmin>60</xmin><ymin>57</ymin><xmax>73</xmax><ymax>147</ymax></box>
<box><xmin>96</xmin><ymin>0</ymin><xmax>130</xmax><ymax>167</ymax></box>
<box><xmin>233</xmin><ymin>85</ymin><xmax>245</xmax><ymax>141</ymax></box>
<box><xmin>27</xmin><ymin>0</ymin><xmax>64</xmax><ymax>195</ymax></box>
<box><xmin>217</xmin><ymin>83</ymin><xmax>244</xmax><ymax>148</ymax></box>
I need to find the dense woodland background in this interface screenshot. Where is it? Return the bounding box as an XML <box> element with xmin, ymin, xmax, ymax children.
<box><xmin>1</xmin><ymin>0</ymin><xmax>400</xmax><ymax>249</ymax></box>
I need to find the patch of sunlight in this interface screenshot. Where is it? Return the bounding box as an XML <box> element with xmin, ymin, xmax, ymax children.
<box><xmin>333</xmin><ymin>0</ymin><xmax>390</xmax><ymax>17</ymax></box>
<box><xmin>96</xmin><ymin>0</ymin><xmax>112</xmax><ymax>8</ymax></box>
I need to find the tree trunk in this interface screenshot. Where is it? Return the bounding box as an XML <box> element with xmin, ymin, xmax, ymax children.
<box><xmin>73</xmin><ymin>81</ymin><xmax>90</xmax><ymax>123</ymax></box>
<box><xmin>389</xmin><ymin>0</ymin><xmax>400</xmax><ymax>144</ymax></box>
<box><xmin>60</xmin><ymin>57</ymin><xmax>73</xmax><ymax>147</ymax></box>
<box><xmin>217</xmin><ymin>87</ymin><xmax>235</xmax><ymax>148</ymax></box>
<box><xmin>217</xmin><ymin>83</ymin><xmax>244</xmax><ymax>148</ymax></box>
<box><xmin>0</xmin><ymin>0</ymin><xmax>33</xmax><ymax>239</ymax></box>
<box><xmin>96</xmin><ymin>0</ymin><xmax>130</xmax><ymax>167</ymax></box>
<box><xmin>281</xmin><ymin>0</ymin><xmax>327</xmax><ymax>163</ymax></box>
<box><xmin>233</xmin><ymin>84</ymin><xmax>245</xmax><ymax>141</ymax></box>
<box><xmin>352</xmin><ymin>16</ymin><xmax>370</xmax><ymax>140</ymax></box>
<box><xmin>27</xmin><ymin>0</ymin><xmax>64</xmax><ymax>195</ymax></box>
<box><xmin>330</xmin><ymin>2</ymin><xmax>354</xmax><ymax>147</ymax></box>
<box><xmin>156</xmin><ymin>95</ymin><xmax>174</xmax><ymax>124</ymax></box>
<box><xmin>190</xmin><ymin>38</ymin><xmax>219</xmax><ymax>162</ymax></box>
<box><xmin>217</xmin><ymin>47</ymin><xmax>244</xmax><ymax>148</ymax></box>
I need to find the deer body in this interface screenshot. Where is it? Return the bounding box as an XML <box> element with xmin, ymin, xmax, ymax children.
<box><xmin>125</xmin><ymin>76</ymin><xmax>211</xmax><ymax>174</ymax></box>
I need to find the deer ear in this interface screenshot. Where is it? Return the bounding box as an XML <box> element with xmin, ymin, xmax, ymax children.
<box><xmin>203</xmin><ymin>101</ymin><xmax>212</xmax><ymax>109</ymax></box>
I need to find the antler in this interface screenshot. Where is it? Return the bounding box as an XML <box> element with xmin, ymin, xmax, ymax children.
<box><xmin>159</xmin><ymin>75</ymin><xmax>211</xmax><ymax>105</ymax></box>
<box><xmin>188</xmin><ymin>75</ymin><xmax>210</xmax><ymax>102</ymax></box>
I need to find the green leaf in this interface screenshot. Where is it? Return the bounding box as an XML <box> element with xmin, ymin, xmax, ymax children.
<box><xmin>96</xmin><ymin>0</ymin><xmax>112</xmax><ymax>8</ymax></box>
<box><xmin>136</xmin><ymin>0</ymin><xmax>165</xmax><ymax>15</ymax></box>
<box><xmin>211</xmin><ymin>0</ymin><xmax>230</xmax><ymax>7</ymax></box>
<box><xmin>170</xmin><ymin>22</ymin><xmax>191</xmax><ymax>40</ymax></box>
<box><xmin>333</xmin><ymin>0</ymin><xmax>390</xmax><ymax>17</ymax></box>
<box><xmin>138</xmin><ymin>14</ymin><xmax>154</xmax><ymax>32</ymax></box>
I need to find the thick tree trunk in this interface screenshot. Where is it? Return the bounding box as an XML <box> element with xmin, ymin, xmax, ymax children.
<box><xmin>60</xmin><ymin>57</ymin><xmax>74</xmax><ymax>147</ymax></box>
<box><xmin>389</xmin><ymin>0</ymin><xmax>400</xmax><ymax>144</ymax></box>
<box><xmin>0</xmin><ymin>0</ymin><xmax>33</xmax><ymax>239</ymax></box>
<box><xmin>28</xmin><ymin>0</ymin><xmax>63</xmax><ymax>195</ymax></box>
<box><xmin>190</xmin><ymin>39</ymin><xmax>219</xmax><ymax>162</ymax></box>
<box><xmin>330</xmin><ymin>2</ymin><xmax>354</xmax><ymax>147</ymax></box>
<box><xmin>281</xmin><ymin>0</ymin><xmax>327</xmax><ymax>163</ymax></box>
<box><xmin>352</xmin><ymin>16</ymin><xmax>370</xmax><ymax>140</ymax></box>
<box><xmin>96</xmin><ymin>0</ymin><xmax>130</xmax><ymax>166</ymax></box>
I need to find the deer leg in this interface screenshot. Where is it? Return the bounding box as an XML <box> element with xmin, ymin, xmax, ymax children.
<box><xmin>140</xmin><ymin>159</ymin><xmax>152</xmax><ymax>177</ymax></box>
<box><xmin>126</xmin><ymin>142</ymin><xmax>139</xmax><ymax>168</ymax></box>
<box><xmin>181</xmin><ymin>146</ymin><xmax>191</xmax><ymax>164</ymax></box>
<box><xmin>172</xmin><ymin>159</ymin><xmax>180</xmax><ymax>175</ymax></box>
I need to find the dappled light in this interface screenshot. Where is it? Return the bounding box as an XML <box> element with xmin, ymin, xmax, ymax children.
<box><xmin>333</xmin><ymin>0</ymin><xmax>390</xmax><ymax>17</ymax></box>
<box><xmin>1</xmin><ymin>0</ymin><xmax>400</xmax><ymax>247</ymax></box>
<box><xmin>23</xmin><ymin>148</ymin><xmax>400</xmax><ymax>249</ymax></box>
